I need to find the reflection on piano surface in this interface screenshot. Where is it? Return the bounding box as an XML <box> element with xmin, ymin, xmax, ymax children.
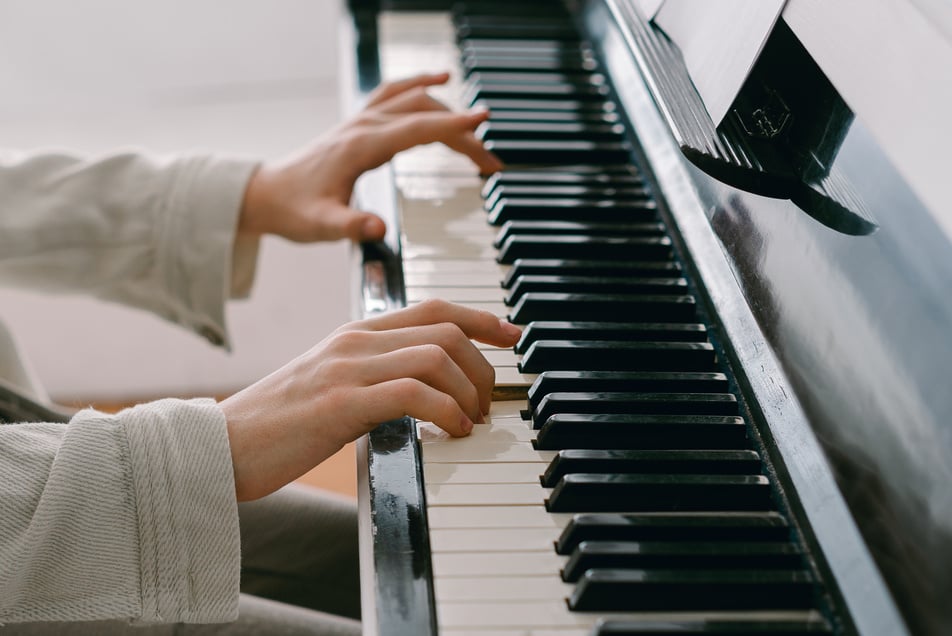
<box><xmin>346</xmin><ymin>2</ymin><xmax>952</xmax><ymax>635</ymax></box>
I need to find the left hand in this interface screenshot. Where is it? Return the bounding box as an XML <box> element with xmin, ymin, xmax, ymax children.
<box><xmin>238</xmin><ymin>72</ymin><xmax>503</xmax><ymax>244</ymax></box>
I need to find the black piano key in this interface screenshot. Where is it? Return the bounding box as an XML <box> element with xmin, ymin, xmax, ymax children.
<box><xmin>478</xmin><ymin>121</ymin><xmax>625</xmax><ymax>142</ymax></box>
<box><xmin>502</xmin><ymin>259</ymin><xmax>679</xmax><ymax>287</ymax></box>
<box><xmin>562</xmin><ymin>541</ymin><xmax>804</xmax><ymax>582</ymax></box>
<box><xmin>483</xmin><ymin>171</ymin><xmax>643</xmax><ymax>198</ymax></box>
<box><xmin>484</xmin><ymin>140</ymin><xmax>631</xmax><ymax>165</ymax></box>
<box><xmin>555</xmin><ymin>512</ymin><xmax>791</xmax><ymax>554</ymax></box>
<box><xmin>517</xmin><ymin>324</ymin><xmax>708</xmax><ymax>355</ymax></box>
<box><xmin>528</xmin><ymin>370</ymin><xmax>726</xmax><ymax>406</ymax></box>
<box><xmin>505</xmin><ymin>276</ymin><xmax>687</xmax><ymax>304</ymax></box>
<box><xmin>494</xmin><ymin>221</ymin><xmax>661</xmax><ymax>248</ymax></box>
<box><xmin>531</xmin><ymin>391</ymin><xmax>736</xmax><ymax>425</ymax></box>
<box><xmin>534</xmin><ymin>414</ymin><xmax>747</xmax><ymax>450</ymax></box>
<box><xmin>568</xmin><ymin>569</ymin><xmax>815</xmax><ymax>612</ymax></box>
<box><xmin>509</xmin><ymin>293</ymin><xmax>696</xmax><ymax>324</ymax></box>
<box><xmin>542</xmin><ymin>449</ymin><xmax>762</xmax><ymax>487</ymax></box>
<box><xmin>488</xmin><ymin>198</ymin><xmax>657</xmax><ymax>225</ymax></box>
<box><xmin>498</xmin><ymin>236</ymin><xmax>672</xmax><ymax>264</ymax></box>
<box><xmin>546</xmin><ymin>474</ymin><xmax>773</xmax><ymax>512</ymax></box>
<box><xmin>592</xmin><ymin>618</ymin><xmax>832</xmax><ymax>635</ymax></box>
<box><xmin>520</xmin><ymin>341</ymin><xmax>715</xmax><ymax>374</ymax></box>
<box><xmin>488</xmin><ymin>188</ymin><xmax>649</xmax><ymax>212</ymax></box>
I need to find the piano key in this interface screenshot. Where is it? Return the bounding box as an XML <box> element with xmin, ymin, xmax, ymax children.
<box><xmin>422</xmin><ymin>441</ymin><xmax>556</xmax><ymax>464</ymax></box>
<box><xmin>505</xmin><ymin>276</ymin><xmax>688</xmax><ymax>303</ymax></box>
<box><xmin>541</xmin><ymin>450</ymin><xmax>763</xmax><ymax>487</ymax></box>
<box><xmin>509</xmin><ymin>293</ymin><xmax>696</xmax><ymax>324</ymax></box>
<box><xmin>534</xmin><ymin>414</ymin><xmax>748</xmax><ymax>451</ymax></box>
<box><xmin>403</xmin><ymin>258</ymin><xmax>508</xmax><ymax>274</ymax></box>
<box><xmin>483</xmin><ymin>169</ymin><xmax>643</xmax><ymax>197</ymax></box>
<box><xmin>466</xmin><ymin>71</ymin><xmax>605</xmax><ymax>86</ymax></box>
<box><xmin>466</xmin><ymin>82</ymin><xmax>610</xmax><ymax>103</ymax></box>
<box><xmin>502</xmin><ymin>259</ymin><xmax>680</xmax><ymax>287</ymax></box>
<box><xmin>520</xmin><ymin>341</ymin><xmax>716</xmax><ymax>374</ymax></box>
<box><xmin>497</xmin><ymin>235</ymin><xmax>672</xmax><ymax>264</ymax></box>
<box><xmin>484</xmin><ymin>140</ymin><xmax>632</xmax><ymax>165</ymax></box>
<box><xmin>488</xmin><ymin>189</ymin><xmax>651</xmax><ymax>212</ymax></box>
<box><xmin>592</xmin><ymin>617</ymin><xmax>832</xmax><ymax>635</ymax></box>
<box><xmin>531</xmin><ymin>392</ymin><xmax>738</xmax><ymax>425</ymax></box>
<box><xmin>426</xmin><ymin>482</ymin><xmax>550</xmax><ymax>506</ymax></box>
<box><xmin>561</xmin><ymin>541</ymin><xmax>804</xmax><ymax>582</ymax></box>
<box><xmin>488</xmin><ymin>109</ymin><xmax>621</xmax><ymax>123</ymax></box>
<box><xmin>479</xmin><ymin>122</ymin><xmax>625</xmax><ymax>143</ymax></box>
<box><xmin>404</xmin><ymin>271</ymin><xmax>503</xmax><ymax>286</ymax></box>
<box><xmin>528</xmin><ymin>371</ymin><xmax>728</xmax><ymax>406</ymax></box>
<box><xmin>568</xmin><ymin>569</ymin><xmax>815</xmax><ymax>612</ymax></box>
<box><xmin>432</xmin><ymin>551</ymin><xmax>564</xmax><ymax>577</ymax></box>
<box><xmin>493</xmin><ymin>221</ymin><xmax>662</xmax><ymax>247</ymax></box>
<box><xmin>474</xmin><ymin>98</ymin><xmax>612</xmax><ymax>113</ymax></box>
<box><xmin>431</xmin><ymin>526</ymin><xmax>557</xmax><ymax>552</ymax></box>
<box><xmin>488</xmin><ymin>198</ymin><xmax>657</xmax><ymax>225</ymax></box>
<box><xmin>406</xmin><ymin>286</ymin><xmax>505</xmax><ymax>303</ymax></box>
<box><xmin>426</xmin><ymin>504</ymin><xmax>570</xmax><ymax>530</ymax></box>
<box><xmin>434</xmin><ymin>575</ymin><xmax>575</xmax><ymax>603</ymax></box>
<box><xmin>456</xmin><ymin>23</ymin><xmax>581</xmax><ymax>40</ymax></box>
<box><xmin>494</xmin><ymin>366</ymin><xmax>540</xmax><ymax>392</ymax></box>
<box><xmin>555</xmin><ymin>512</ymin><xmax>792</xmax><ymax>554</ymax></box>
<box><xmin>546</xmin><ymin>474</ymin><xmax>772</xmax><ymax>513</ymax></box>
<box><xmin>464</xmin><ymin>56</ymin><xmax>599</xmax><ymax>74</ymax></box>
<box><xmin>517</xmin><ymin>324</ymin><xmax>709</xmax><ymax>354</ymax></box>
<box><xmin>424</xmin><ymin>462</ymin><xmax>542</xmax><ymax>485</ymax></box>
<box><xmin>481</xmin><ymin>348</ymin><xmax>521</xmax><ymax>367</ymax></box>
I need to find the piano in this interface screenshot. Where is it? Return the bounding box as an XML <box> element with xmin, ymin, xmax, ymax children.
<box><xmin>342</xmin><ymin>2</ymin><xmax>952</xmax><ymax>635</ymax></box>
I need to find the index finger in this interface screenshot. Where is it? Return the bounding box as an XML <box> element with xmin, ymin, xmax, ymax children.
<box><xmin>359</xmin><ymin>299</ymin><xmax>522</xmax><ymax>348</ymax></box>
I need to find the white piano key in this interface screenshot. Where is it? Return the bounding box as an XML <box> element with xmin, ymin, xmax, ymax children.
<box><xmin>426</xmin><ymin>483</ymin><xmax>551</xmax><ymax>506</ymax></box>
<box><xmin>431</xmin><ymin>551</ymin><xmax>564</xmax><ymax>578</ymax></box>
<box><xmin>426</xmin><ymin>505</ymin><xmax>571</xmax><ymax>530</ymax></box>
<box><xmin>420</xmin><ymin>440</ymin><xmax>551</xmax><ymax>464</ymax></box>
<box><xmin>433</xmin><ymin>576</ymin><xmax>574</xmax><ymax>602</ymax></box>
<box><xmin>406</xmin><ymin>286</ymin><xmax>505</xmax><ymax>303</ymax></box>
<box><xmin>430</xmin><ymin>527</ymin><xmax>557</xmax><ymax>552</ymax></box>
<box><xmin>403</xmin><ymin>238</ymin><xmax>498</xmax><ymax>260</ymax></box>
<box><xmin>417</xmin><ymin>418</ymin><xmax>536</xmax><ymax>444</ymax></box>
<box><xmin>403</xmin><ymin>258</ymin><xmax>505</xmax><ymax>273</ymax></box>
<box><xmin>424</xmin><ymin>462</ymin><xmax>543</xmax><ymax>485</ymax></box>
<box><xmin>494</xmin><ymin>366</ymin><xmax>539</xmax><ymax>388</ymax></box>
<box><xmin>404</xmin><ymin>271</ymin><xmax>503</xmax><ymax>287</ymax></box>
<box><xmin>442</xmin><ymin>630</ymin><xmax>587</xmax><ymax>636</ymax></box>
<box><xmin>393</xmin><ymin>144</ymin><xmax>481</xmax><ymax>177</ymax></box>
<box><xmin>489</xmin><ymin>400</ymin><xmax>527</xmax><ymax>419</ymax></box>
<box><xmin>483</xmin><ymin>348</ymin><xmax>522</xmax><ymax>367</ymax></box>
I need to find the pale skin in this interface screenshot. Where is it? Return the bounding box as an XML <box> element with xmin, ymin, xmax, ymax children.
<box><xmin>221</xmin><ymin>73</ymin><xmax>517</xmax><ymax>501</ymax></box>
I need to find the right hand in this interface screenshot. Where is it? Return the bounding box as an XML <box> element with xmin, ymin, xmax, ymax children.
<box><xmin>219</xmin><ymin>300</ymin><xmax>522</xmax><ymax>501</ymax></box>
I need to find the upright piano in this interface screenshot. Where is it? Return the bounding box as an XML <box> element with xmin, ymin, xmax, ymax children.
<box><xmin>342</xmin><ymin>2</ymin><xmax>952</xmax><ymax>634</ymax></box>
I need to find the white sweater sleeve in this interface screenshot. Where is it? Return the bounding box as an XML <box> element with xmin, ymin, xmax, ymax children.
<box><xmin>0</xmin><ymin>151</ymin><xmax>260</xmax><ymax>349</ymax></box>
<box><xmin>0</xmin><ymin>398</ymin><xmax>240</xmax><ymax>624</ymax></box>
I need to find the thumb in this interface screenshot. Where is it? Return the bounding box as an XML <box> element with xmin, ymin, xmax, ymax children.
<box><xmin>325</xmin><ymin>202</ymin><xmax>387</xmax><ymax>242</ymax></box>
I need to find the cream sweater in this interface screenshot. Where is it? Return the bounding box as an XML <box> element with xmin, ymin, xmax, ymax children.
<box><xmin>0</xmin><ymin>151</ymin><xmax>259</xmax><ymax>624</ymax></box>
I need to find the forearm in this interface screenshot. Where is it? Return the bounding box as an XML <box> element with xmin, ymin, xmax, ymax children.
<box><xmin>0</xmin><ymin>399</ymin><xmax>240</xmax><ymax>624</ymax></box>
<box><xmin>0</xmin><ymin>151</ymin><xmax>260</xmax><ymax>348</ymax></box>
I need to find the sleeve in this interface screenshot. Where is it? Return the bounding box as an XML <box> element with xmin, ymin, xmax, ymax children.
<box><xmin>0</xmin><ymin>398</ymin><xmax>241</xmax><ymax>624</ymax></box>
<box><xmin>0</xmin><ymin>151</ymin><xmax>261</xmax><ymax>349</ymax></box>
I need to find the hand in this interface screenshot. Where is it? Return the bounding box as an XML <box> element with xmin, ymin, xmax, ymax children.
<box><xmin>238</xmin><ymin>72</ymin><xmax>503</xmax><ymax>244</ymax></box>
<box><xmin>220</xmin><ymin>299</ymin><xmax>521</xmax><ymax>501</ymax></box>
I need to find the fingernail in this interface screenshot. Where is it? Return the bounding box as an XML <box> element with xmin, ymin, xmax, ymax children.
<box><xmin>460</xmin><ymin>414</ymin><xmax>474</xmax><ymax>434</ymax></box>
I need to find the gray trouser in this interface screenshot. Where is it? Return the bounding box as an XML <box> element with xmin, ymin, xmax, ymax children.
<box><xmin>3</xmin><ymin>485</ymin><xmax>362</xmax><ymax>635</ymax></box>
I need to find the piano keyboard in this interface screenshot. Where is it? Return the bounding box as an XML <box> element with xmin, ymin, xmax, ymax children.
<box><xmin>374</xmin><ymin>4</ymin><xmax>837</xmax><ymax>635</ymax></box>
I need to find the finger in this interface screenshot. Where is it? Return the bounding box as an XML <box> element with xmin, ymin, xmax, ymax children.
<box><xmin>371</xmin><ymin>85</ymin><xmax>450</xmax><ymax>115</ymax></box>
<box><xmin>339</xmin><ymin>323</ymin><xmax>496</xmax><ymax>414</ymax></box>
<box><xmin>317</xmin><ymin>201</ymin><xmax>386</xmax><ymax>242</ymax></box>
<box><xmin>365</xmin><ymin>72</ymin><xmax>451</xmax><ymax>108</ymax></box>
<box><xmin>359</xmin><ymin>299</ymin><xmax>522</xmax><ymax>348</ymax></box>
<box><xmin>374</xmin><ymin>109</ymin><xmax>503</xmax><ymax>174</ymax></box>
<box><xmin>361</xmin><ymin>345</ymin><xmax>482</xmax><ymax>422</ymax></box>
<box><xmin>356</xmin><ymin>378</ymin><xmax>475</xmax><ymax>437</ymax></box>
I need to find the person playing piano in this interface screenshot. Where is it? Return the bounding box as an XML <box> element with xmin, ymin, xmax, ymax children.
<box><xmin>0</xmin><ymin>73</ymin><xmax>512</xmax><ymax>635</ymax></box>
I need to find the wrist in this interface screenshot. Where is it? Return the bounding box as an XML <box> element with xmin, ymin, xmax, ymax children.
<box><xmin>238</xmin><ymin>163</ymin><xmax>279</xmax><ymax>236</ymax></box>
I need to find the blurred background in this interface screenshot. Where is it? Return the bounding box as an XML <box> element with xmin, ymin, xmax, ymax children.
<box><xmin>0</xmin><ymin>0</ymin><xmax>356</xmax><ymax>492</ymax></box>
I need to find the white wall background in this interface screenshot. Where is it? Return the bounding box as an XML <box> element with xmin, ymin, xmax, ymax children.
<box><xmin>0</xmin><ymin>0</ymin><xmax>354</xmax><ymax>403</ymax></box>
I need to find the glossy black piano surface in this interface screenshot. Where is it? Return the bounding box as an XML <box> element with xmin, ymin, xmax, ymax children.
<box><xmin>346</xmin><ymin>2</ymin><xmax>952</xmax><ymax>635</ymax></box>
